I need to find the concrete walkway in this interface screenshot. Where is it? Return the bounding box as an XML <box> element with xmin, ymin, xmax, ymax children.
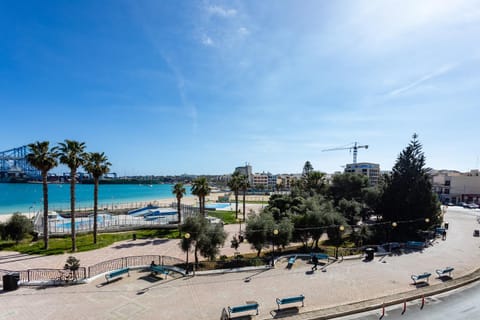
<box><xmin>1</xmin><ymin>207</ymin><xmax>480</xmax><ymax>319</ymax></box>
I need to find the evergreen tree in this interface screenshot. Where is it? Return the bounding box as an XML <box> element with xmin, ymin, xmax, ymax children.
<box><xmin>379</xmin><ymin>134</ymin><xmax>440</xmax><ymax>240</ymax></box>
<box><xmin>302</xmin><ymin>161</ymin><xmax>314</xmax><ymax>176</ymax></box>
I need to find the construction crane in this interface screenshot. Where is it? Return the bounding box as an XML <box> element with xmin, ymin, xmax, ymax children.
<box><xmin>322</xmin><ymin>142</ymin><xmax>369</xmax><ymax>164</ymax></box>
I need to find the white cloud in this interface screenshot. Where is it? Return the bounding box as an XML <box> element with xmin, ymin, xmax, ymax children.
<box><xmin>238</xmin><ymin>27</ymin><xmax>249</xmax><ymax>36</ymax></box>
<box><xmin>201</xmin><ymin>34</ymin><xmax>214</xmax><ymax>46</ymax></box>
<box><xmin>207</xmin><ymin>5</ymin><xmax>237</xmax><ymax>17</ymax></box>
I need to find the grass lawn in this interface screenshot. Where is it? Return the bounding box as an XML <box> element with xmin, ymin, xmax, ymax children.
<box><xmin>206</xmin><ymin>210</ymin><xmax>238</xmax><ymax>224</ymax></box>
<box><xmin>0</xmin><ymin>229</ymin><xmax>179</xmax><ymax>255</ymax></box>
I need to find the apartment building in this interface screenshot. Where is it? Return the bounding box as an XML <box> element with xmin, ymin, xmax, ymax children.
<box><xmin>432</xmin><ymin>170</ymin><xmax>480</xmax><ymax>204</ymax></box>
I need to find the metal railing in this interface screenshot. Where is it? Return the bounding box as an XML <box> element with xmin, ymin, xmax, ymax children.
<box><xmin>0</xmin><ymin>255</ymin><xmax>184</xmax><ymax>285</ymax></box>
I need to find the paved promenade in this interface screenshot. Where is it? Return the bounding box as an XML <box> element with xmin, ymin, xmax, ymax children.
<box><xmin>1</xmin><ymin>207</ymin><xmax>480</xmax><ymax>319</ymax></box>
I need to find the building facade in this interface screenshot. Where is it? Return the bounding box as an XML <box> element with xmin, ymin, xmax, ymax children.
<box><xmin>344</xmin><ymin>162</ymin><xmax>380</xmax><ymax>186</ymax></box>
<box><xmin>432</xmin><ymin>170</ymin><xmax>480</xmax><ymax>204</ymax></box>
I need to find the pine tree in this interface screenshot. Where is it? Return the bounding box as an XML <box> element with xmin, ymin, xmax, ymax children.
<box><xmin>379</xmin><ymin>134</ymin><xmax>440</xmax><ymax>240</ymax></box>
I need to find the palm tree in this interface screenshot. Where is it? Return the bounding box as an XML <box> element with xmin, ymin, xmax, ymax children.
<box><xmin>191</xmin><ymin>177</ymin><xmax>211</xmax><ymax>217</ymax></box>
<box><xmin>227</xmin><ymin>172</ymin><xmax>242</xmax><ymax>219</ymax></box>
<box><xmin>172</xmin><ymin>183</ymin><xmax>186</xmax><ymax>224</ymax></box>
<box><xmin>26</xmin><ymin>141</ymin><xmax>58</xmax><ymax>249</ymax></box>
<box><xmin>240</xmin><ymin>175</ymin><xmax>249</xmax><ymax>222</ymax></box>
<box><xmin>84</xmin><ymin>152</ymin><xmax>111</xmax><ymax>244</ymax></box>
<box><xmin>55</xmin><ymin>140</ymin><xmax>87</xmax><ymax>252</ymax></box>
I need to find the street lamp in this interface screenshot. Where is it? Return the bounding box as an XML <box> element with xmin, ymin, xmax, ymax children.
<box><xmin>336</xmin><ymin>225</ymin><xmax>345</xmax><ymax>259</ymax></box>
<box><xmin>184</xmin><ymin>233</ymin><xmax>190</xmax><ymax>275</ymax></box>
<box><xmin>388</xmin><ymin>222</ymin><xmax>397</xmax><ymax>252</ymax></box>
<box><xmin>272</xmin><ymin>229</ymin><xmax>279</xmax><ymax>266</ymax></box>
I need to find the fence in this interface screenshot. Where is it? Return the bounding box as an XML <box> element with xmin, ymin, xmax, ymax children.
<box><xmin>0</xmin><ymin>267</ymin><xmax>87</xmax><ymax>283</ymax></box>
<box><xmin>33</xmin><ymin>203</ymin><xmax>199</xmax><ymax>235</ymax></box>
<box><xmin>0</xmin><ymin>255</ymin><xmax>184</xmax><ymax>285</ymax></box>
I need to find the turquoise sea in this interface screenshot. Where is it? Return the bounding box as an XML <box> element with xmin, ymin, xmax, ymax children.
<box><xmin>0</xmin><ymin>183</ymin><xmax>191</xmax><ymax>215</ymax></box>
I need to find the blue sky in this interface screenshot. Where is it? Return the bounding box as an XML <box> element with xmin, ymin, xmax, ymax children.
<box><xmin>1</xmin><ymin>1</ymin><xmax>479</xmax><ymax>176</ymax></box>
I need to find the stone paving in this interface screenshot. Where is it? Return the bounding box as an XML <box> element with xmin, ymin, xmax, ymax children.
<box><xmin>0</xmin><ymin>207</ymin><xmax>480</xmax><ymax>319</ymax></box>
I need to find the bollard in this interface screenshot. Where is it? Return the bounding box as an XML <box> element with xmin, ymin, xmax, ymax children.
<box><xmin>402</xmin><ymin>300</ymin><xmax>406</xmax><ymax>314</ymax></box>
<box><xmin>381</xmin><ymin>303</ymin><xmax>385</xmax><ymax>317</ymax></box>
<box><xmin>421</xmin><ymin>295</ymin><xmax>425</xmax><ymax>309</ymax></box>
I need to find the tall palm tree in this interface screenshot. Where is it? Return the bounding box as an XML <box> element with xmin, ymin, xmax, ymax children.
<box><xmin>227</xmin><ymin>172</ymin><xmax>242</xmax><ymax>219</ymax></box>
<box><xmin>26</xmin><ymin>141</ymin><xmax>58</xmax><ymax>249</ymax></box>
<box><xmin>84</xmin><ymin>152</ymin><xmax>111</xmax><ymax>244</ymax></box>
<box><xmin>55</xmin><ymin>140</ymin><xmax>87</xmax><ymax>252</ymax></box>
<box><xmin>172</xmin><ymin>182</ymin><xmax>186</xmax><ymax>224</ymax></box>
<box><xmin>191</xmin><ymin>177</ymin><xmax>211</xmax><ymax>217</ymax></box>
<box><xmin>240</xmin><ymin>175</ymin><xmax>249</xmax><ymax>222</ymax></box>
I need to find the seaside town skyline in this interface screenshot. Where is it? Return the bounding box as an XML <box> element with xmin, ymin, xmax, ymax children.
<box><xmin>1</xmin><ymin>1</ymin><xmax>479</xmax><ymax>176</ymax></box>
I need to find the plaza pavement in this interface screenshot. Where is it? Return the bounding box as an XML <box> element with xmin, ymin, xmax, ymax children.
<box><xmin>1</xmin><ymin>206</ymin><xmax>480</xmax><ymax>320</ymax></box>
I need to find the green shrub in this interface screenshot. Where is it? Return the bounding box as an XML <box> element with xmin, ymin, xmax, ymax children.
<box><xmin>5</xmin><ymin>213</ymin><xmax>33</xmax><ymax>244</ymax></box>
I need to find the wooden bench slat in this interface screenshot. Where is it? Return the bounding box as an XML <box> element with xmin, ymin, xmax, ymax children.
<box><xmin>105</xmin><ymin>268</ymin><xmax>130</xmax><ymax>282</ymax></box>
<box><xmin>411</xmin><ymin>272</ymin><xmax>431</xmax><ymax>284</ymax></box>
<box><xmin>276</xmin><ymin>294</ymin><xmax>305</xmax><ymax>310</ymax></box>
<box><xmin>227</xmin><ymin>303</ymin><xmax>259</xmax><ymax>318</ymax></box>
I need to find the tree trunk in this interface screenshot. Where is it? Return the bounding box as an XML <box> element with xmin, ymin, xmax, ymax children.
<box><xmin>177</xmin><ymin>197</ymin><xmax>181</xmax><ymax>224</ymax></box>
<box><xmin>242</xmin><ymin>189</ymin><xmax>246</xmax><ymax>221</ymax></box>
<box><xmin>93</xmin><ymin>177</ymin><xmax>99</xmax><ymax>244</ymax></box>
<box><xmin>42</xmin><ymin>172</ymin><xmax>49</xmax><ymax>249</ymax></box>
<box><xmin>70</xmin><ymin>169</ymin><xmax>76</xmax><ymax>252</ymax></box>
<box><xmin>235</xmin><ymin>192</ymin><xmax>239</xmax><ymax>219</ymax></box>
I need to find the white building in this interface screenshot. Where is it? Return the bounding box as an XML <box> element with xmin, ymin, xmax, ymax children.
<box><xmin>344</xmin><ymin>162</ymin><xmax>380</xmax><ymax>186</ymax></box>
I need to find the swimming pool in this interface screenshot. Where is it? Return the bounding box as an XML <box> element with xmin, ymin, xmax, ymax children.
<box><xmin>205</xmin><ymin>203</ymin><xmax>231</xmax><ymax>210</ymax></box>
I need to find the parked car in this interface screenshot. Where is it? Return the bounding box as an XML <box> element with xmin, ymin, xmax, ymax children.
<box><xmin>466</xmin><ymin>203</ymin><xmax>479</xmax><ymax>209</ymax></box>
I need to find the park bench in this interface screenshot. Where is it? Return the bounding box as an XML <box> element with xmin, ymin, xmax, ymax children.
<box><xmin>150</xmin><ymin>265</ymin><xmax>169</xmax><ymax>279</ymax></box>
<box><xmin>311</xmin><ymin>253</ymin><xmax>330</xmax><ymax>261</ymax></box>
<box><xmin>405</xmin><ymin>241</ymin><xmax>425</xmax><ymax>250</ymax></box>
<box><xmin>276</xmin><ymin>294</ymin><xmax>305</xmax><ymax>310</ymax></box>
<box><xmin>286</xmin><ymin>256</ymin><xmax>297</xmax><ymax>269</ymax></box>
<box><xmin>105</xmin><ymin>267</ymin><xmax>130</xmax><ymax>282</ymax></box>
<box><xmin>411</xmin><ymin>272</ymin><xmax>431</xmax><ymax>284</ymax></box>
<box><xmin>436</xmin><ymin>267</ymin><xmax>454</xmax><ymax>277</ymax></box>
<box><xmin>227</xmin><ymin>302</ymin><xmax>259</xmax><ymax>319</ymax></box>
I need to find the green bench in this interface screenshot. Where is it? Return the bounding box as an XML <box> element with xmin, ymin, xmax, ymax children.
<box><xmin>406</xmin><ymin>241</ymin><xmax>425</xmax><ymax>250</ymax></box>
<box><xmin>411</xmin><ymin>272</ymin><xmax>431</xmax><ymax>284</ymax></box>
<box><xmin>150</xmin><ymin>265</ymin><xmax>169</xmax><ymax>279</ymax></box>
<box><xmin>436</xmin><ymin>267</ymin><xmax>454</xmax><ymax>277</ymax></box>
<box><xmin>105</xmin><ymin>267</ymin><xmax>130</xmax><ymax>282</ymax></box>
<box><xmin>311</xmin><ymin>253</ymin><xmax>329</xmax><ymax>261</ymax></box>
<box><xmin>227</xmin><ymin>303</ymin><xmax>259</xmax><ymax>318</ymax></box>
<box><xmin>276</xmin><ymin>294</ymin><xmax>305</xmax><ymax>310</ymax></box>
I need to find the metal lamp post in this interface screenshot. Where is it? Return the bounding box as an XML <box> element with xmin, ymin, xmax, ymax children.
<box><xmin>336</xmin><ymin>225</ymin><xmax>345</xmax><ymax>259</ymax></box>
<box><xmin>184</xmin><ymin>233</ymin><xmax>190</xmax><ymax>275</ymax></box>
<box><xmin>272</xmin><ymin>229</ymin><xmax>279</xmax><ymax>266</ymax></box>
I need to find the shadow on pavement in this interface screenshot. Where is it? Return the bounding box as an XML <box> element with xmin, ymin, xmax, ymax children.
<box><xmin>437</xmin><ymin>275</ymin><xmax>453</xmax><ymax>282</ymax></box>
<box><xmin>270</xmin><ymin>306</ymin><xmax>300</xmax><ymax>318</ymax></box>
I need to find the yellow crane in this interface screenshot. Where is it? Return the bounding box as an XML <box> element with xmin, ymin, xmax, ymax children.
<box><xmin>322</xmin><ymin>142</ymin><xmax>368</xmax><ymax>164</ymax></box>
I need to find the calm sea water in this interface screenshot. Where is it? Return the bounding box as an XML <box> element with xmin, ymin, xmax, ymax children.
<box><xmin>0</xmin><ymin>183</ymin><xmax>191</xmax><ymax>215</ymax></box>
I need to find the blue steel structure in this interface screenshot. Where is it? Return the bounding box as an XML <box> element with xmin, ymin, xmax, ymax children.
<box><xmin>0</xmin><ymin>145</ymin><xmax>40</xmax><ymax>181</ymax></box>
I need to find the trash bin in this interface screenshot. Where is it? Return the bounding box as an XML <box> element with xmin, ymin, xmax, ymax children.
<box><xmin>444</xmin><ymin>222</ymin><xmax>449</xmax><ymax>230</ymax></box>
<box><xmin>2</xmin><ymin>273</ymin><xmax>20</xmax><ymax>291</ymax></box>
<box><xmin>132</xmin><ymin>233</ymin><xmax>137</xmax><ymax>241</ymax></box>
<box><xmin>365</xmin><ymin>248</ymin><xmax>375</xmax><ymax>261</ymax></box>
